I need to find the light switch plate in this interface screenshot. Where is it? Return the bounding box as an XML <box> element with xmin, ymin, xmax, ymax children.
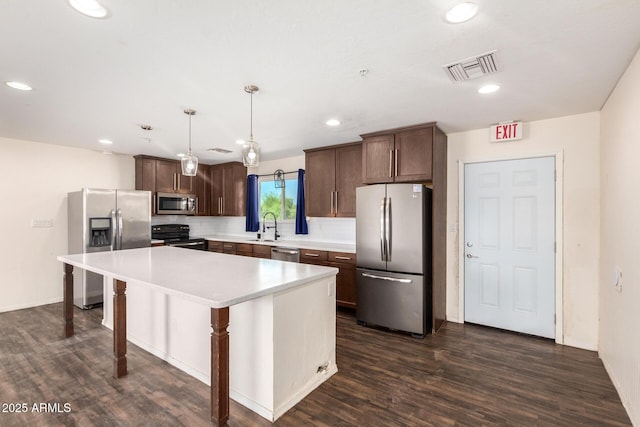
<box><xmin>31</xmin><ymin>219</ymin><xmax>53</xmax><ymax>228</ymax></box>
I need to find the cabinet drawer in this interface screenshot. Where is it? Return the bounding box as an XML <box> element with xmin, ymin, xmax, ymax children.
<box><xmin>300</xmin><ymin>249</ymin><xmax>328</xmax><ymax>263</ymax></box>
<box><xmin>252</xmin><ymin>245</ymin><xmax>272</xmax><ymax>258</ymax></box>
<box><xmin>207</xmin><ymin>240</ymin><xmax>223</xmax><ymax>252</ymax></box>
<box><xmin>236</xmin><ymin>243</ymin><xmax>253</xmax><ymax>256</ymax></box>
<box><xmin>328</xmin><ymin>251</ymin><xmax>356</xmax><ymax>265</ymax></box>
<box><xmin>222</xmin><ymin>242</ymin><xmax>236</xmax><ymax>254</ymax></box>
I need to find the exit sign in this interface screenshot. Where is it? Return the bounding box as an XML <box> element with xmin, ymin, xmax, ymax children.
<box><xmin>490</xmin><ymin>121</ymin><xmax>523</xmax><ymax>142</ymax></box>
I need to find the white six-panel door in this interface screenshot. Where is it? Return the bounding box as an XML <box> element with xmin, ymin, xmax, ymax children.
<box><xmin>464</xmin><ymin>157</ymin><xmax>555</xmax><ymax>338</ymax></box>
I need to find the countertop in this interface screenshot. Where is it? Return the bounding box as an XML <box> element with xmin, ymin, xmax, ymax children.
<box><xmin>58</xmin><ymin>246</ymin><xmax>338</xmax><ymax>308</ymax></box>
<box><xmin>200</xmin><ymin>234</ymin><xmax>356</xmax><ymax>254</ymax></box>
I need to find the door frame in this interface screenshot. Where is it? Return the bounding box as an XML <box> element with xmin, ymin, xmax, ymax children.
<box><xmin>457</xmin><ymin>151</ymin><xmax>564</xmax><ymax>344</ymax></box>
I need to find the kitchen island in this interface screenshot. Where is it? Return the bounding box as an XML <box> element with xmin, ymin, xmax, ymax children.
<box><xmin>58</xmin><ymin>246</ymin><xmax>338</xmax><ymax>425</ymax></box>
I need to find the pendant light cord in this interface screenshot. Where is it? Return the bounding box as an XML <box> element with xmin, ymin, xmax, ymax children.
<box><xmin>250</xmin><ymin>90</ymin><xmax>254</xmax><ymax>141</ymax></box>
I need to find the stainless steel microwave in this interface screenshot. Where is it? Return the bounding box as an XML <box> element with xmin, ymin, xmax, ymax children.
<box><xmin>156</xmin><ymin>192</ymin><xmax>196</xmax><ymax>215</ymax></box>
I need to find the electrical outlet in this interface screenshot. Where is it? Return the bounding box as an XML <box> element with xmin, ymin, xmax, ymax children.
<box><xmin>613</xmin><ymin>266</ymin><xmax>623</xmax><ymax>293</ymax></box>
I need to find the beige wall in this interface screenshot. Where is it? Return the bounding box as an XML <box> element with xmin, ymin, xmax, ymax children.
<box><xmin>0</xmin><ymin>137</ymin><xmax>134</xmax><ymax>312</ymax></box>
<box><xmin>446</xmin><ymin>112</ymin><xmax>601</xmax><ymax>350</ymax></box>
<box><xmin>600</xmin><ymin>48</ymin><xmax>640</xmax><ymax>425</ymax></box>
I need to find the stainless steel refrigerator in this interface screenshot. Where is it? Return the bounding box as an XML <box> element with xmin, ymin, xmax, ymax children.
<box><xmin>67</xmin><ymin>188</ymin><xmax>151</xmax><ymax>308</ymax></box>
<box><xmin>356</xmin><ymin>183</ymin><xmax>432</xmax><ymax>336</ymax></box>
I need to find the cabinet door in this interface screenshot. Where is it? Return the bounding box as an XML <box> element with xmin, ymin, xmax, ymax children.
<box><xmin>210</xmin><ymin>165</ymin><xmax>222</xmax><ymax>216</ymax></box>
<box><xmin>156</xmin><ymin>160</ymin><xmax>178</xmax><ymax>193</ymax></box>
<box><xmin>362</xmin><ymin>135</ymin><xmax>395</xmax><ymax>184</ymax></box>
<box><xmin>135</xmin><ymin>157</ymin><xmax>157</xmax><ymax>215</ymax></box>
<box><xmin>305</xmin><ymin>149</ymin><xmax>336</xmax><ymax>217</ymax></box>
<box><xmin>194</xmin><ymin>165</ymin><xmax>210</xmax><ymax>215</ymax></box>
<box><xmin>177</xmin><ymin>170</ymin><xmax>194</xmax><ymax>194</ymax></box>
<box><xmin>328</xmin><ymin>251</ymin><xmax>357</xmax><ymax>308</ymax></box>
<box><xmin>231</xmin><ymin>163</ymin><xmax>247</xmax><ymax>216</ymax></box>
<box><xmin>335</xmin><ymin>144</ymin><xmax>362</xmax><ymax>217</ymax></box>
<box><xmin>394</xmin><ymin>127</ymin><xmax>433</xmax><ymax>182</ymax></box>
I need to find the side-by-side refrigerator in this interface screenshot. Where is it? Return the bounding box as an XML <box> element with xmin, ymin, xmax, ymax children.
<box><xmin>68</xmin><ymin>188</ymin><xmax>151</xmax><ymax>308</ymax></box>
<box><xmin>356</xmin><ymin>183</ymin><xmax>432</xmax><ymax>336</ymax></box>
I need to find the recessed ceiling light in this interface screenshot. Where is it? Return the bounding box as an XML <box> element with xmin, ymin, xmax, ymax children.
<box><xmin>98</xmin><ymin>139</ymin><xmax>113</xmax><ymax>145</ymax></box>
<box><xmin>68</xmin><ymin>0</ymin><xmax>109</xmax><ymax>19</ymax></box>
<box><xmin>445</xmin><ymin>2</ymin><xmax>478</xmax><ymax>23</ymax></box>
<box><xmin>5</xmin><ymin>81</ymin><xmax>33</xmax><ymax>91</ymax></box>
<box><xmin>235</xmin><ymin>139</ymin><xmax>246</xmax><ymax>145</ymax></box>
<box><xmin>326</xmin><ymin>119</ymin><xmax>341</xmax><ymax>127</ymax></box>
<box><xmin>478</xmin><ymin>84</ymin><xmax>500</xmax><ymax>94</ymax></box>
<box><xmin>176</xmin><ymin>153</ymin><xmax>186</xmax><ymax>158</ymax></box>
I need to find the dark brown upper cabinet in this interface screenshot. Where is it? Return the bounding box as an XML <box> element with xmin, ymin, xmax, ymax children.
<box><xmin>304</xmin><ymin>142</ymin><xmax>362</xmax><ymax>217</ymax></box>
<box><xmin>361</xmin><ymin>123</ymin><xmax>443</xmax><ymax>184</ymax></box>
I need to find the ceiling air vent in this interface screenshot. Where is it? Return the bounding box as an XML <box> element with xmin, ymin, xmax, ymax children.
<box><xmin>443</xmin><ymin>50</ymin><xmax>501</xmax><ymax>82</ymax></box>
<box><xmin>207</xmin><ymin>147</ymin><xmax>232</xmax><ymax>154</ymax></box>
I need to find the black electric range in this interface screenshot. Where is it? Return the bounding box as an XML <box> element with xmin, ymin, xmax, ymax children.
<box><xmin>151</xmin><ymin>224</ymin><xmax>206</xmax><ymax>250</ymax></box>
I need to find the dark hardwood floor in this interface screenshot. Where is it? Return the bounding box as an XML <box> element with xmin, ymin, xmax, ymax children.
<box><xmin>0</xmin><ymin>303</ymin><xmax>630</xmax><ymax>426</ymax></box>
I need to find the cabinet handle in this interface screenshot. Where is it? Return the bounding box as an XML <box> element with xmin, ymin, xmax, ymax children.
<box><xmin>152</xmin><ymin>194</ymin><xmax>156</xmax><ymax>215</ymax></box>
<box><xmin>304</xmin><ymin>253</ymin><xmax>320</xmax><ymax>257</ymax></box>
<box><xmin>177</xmin><ymin>174</ymin><xmax>181</xmax><ymax>190</ymax></box>
<box><xmin>334</xmin><ymin>256</ymin><xmax>351</xmax><ymax>261</ymax></box>
<box><xmin>334</xmin><ymin>191</ymin><xmax>338</xmax><ymax>214</ymax></box>
<box><xmin>330</xmin><ymin>192</ymin><xmax>334</xmax><ymax>215</ymax></box>
<box><xmin>173</xmin><ymin>173</ymin><xmax>177</xmax><ymax>191</ymax></box>
<box><xmin>389</xmin><ymin>150</ymin><xmax>393</xmax><ymax>178</ymax></box>
<box><xmin>195</xmin><ymin>197</ymin><xmax>199</xmax><ymax>214</ymax></box>
<box><xmin>395</xmin><ymin>148</ymin><xmax>398</xmax><ymax>177</ymax></box>
<box><xmin>218</xmin><ymin>197</ymin><xmax>222</xmax><ymax>215</ymax></box>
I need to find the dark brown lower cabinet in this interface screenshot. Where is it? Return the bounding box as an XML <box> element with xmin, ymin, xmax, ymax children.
<box><xmin>300</xmin><ymin>249</ymin><xmax>356</xmax><ymax>309</ymax></box>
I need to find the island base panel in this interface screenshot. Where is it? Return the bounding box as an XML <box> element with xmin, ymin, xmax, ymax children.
<box><xmin>113</xmin><ymin>279</ymin><xmax>128</xmax><ymax>378</ymax></box>
<box><xmin>63</xmin><ymin>263</ymin><xmax>74</xmax><ymax>338</ymax></box>
<box><xmin>211</xmin><ymin>307</ymin><xmax>230</xmax><ymax>426</ymax></box>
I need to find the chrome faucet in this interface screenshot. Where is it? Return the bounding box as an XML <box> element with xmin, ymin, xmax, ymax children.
<box><xmin>262</xmin><ymin>212</ymin><xmax>280</xmax><ymax>241</ymax></box>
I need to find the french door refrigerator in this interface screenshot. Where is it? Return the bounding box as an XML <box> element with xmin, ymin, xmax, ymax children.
<box><xmin>67</xmin><ymin>188</ymin><xmax>151</xmax><ymax>308</ymax></box>
<box><xmin>356</xmin><ymin>183</ymin><xmax>432</xmax><ymax>336</ymax></box>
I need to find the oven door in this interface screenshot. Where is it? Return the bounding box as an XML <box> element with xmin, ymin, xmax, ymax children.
<box><xmin>156</xmin><ymin>192</ymin><xmax>196</xmax><ymax>215</ymax></box>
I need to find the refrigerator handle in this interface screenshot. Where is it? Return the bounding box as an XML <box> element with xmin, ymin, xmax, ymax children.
<box><xmin>380</xmin><ymin>197</ymin><xmax>386</xmax><ymax>261</ymax></box>
<box><xmin>385</xmin><ymin>197</ymin><xmax>391</xmax><ymax>261</ymax></box>
<box><xmin>110</xmin><ymin>209</ymin><xmax>117</xmax><ymax>251</ymax></box>
<box><xmin>117</xmin><ymin>209</ymin><xmax>123</xmax><ymax>250</ymax></box>
<box><xmin>362</xmin><ymin>272</ymin><xmax>412</xmax><ymax>283</ymax></box>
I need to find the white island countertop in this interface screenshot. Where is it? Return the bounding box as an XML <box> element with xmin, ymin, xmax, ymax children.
<box><xmin>57</xmin><ymin>246</ymin><xmax>338</xmax><ymax>308</ymax></box>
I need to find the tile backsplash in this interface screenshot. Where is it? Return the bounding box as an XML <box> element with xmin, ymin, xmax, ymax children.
<box><xmin>152</xmin><ymin>216</ymin><xmax>355</xmax><ymax>244</ymax></box>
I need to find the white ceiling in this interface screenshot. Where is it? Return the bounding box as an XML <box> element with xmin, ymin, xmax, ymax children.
<box><xmin>2</xmin><ymin>0</ymin><xmax>640</xmax><ymax>164</ymax></box>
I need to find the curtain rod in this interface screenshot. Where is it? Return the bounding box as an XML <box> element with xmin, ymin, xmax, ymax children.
<box><xmin>254</xmin><ymin>170</ymin><xmax>300</xmax><ymax>178</ymax></box>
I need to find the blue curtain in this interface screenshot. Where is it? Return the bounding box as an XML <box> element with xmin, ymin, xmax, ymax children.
<box><xmin>295</xmin><ymin>169</ymin><xmax>308</xmax><ymax>235</ymax></box>
<box><xmin>245</xmin><ymin>174</ymin><xmax>259</xmax><ymax>232</ymax></box>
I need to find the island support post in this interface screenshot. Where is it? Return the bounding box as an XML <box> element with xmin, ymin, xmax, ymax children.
<box><xmin>211</xmin><ymin>307</ymin><xmax>230</xmax><ymax>426</ymax></box>
<box><xmin>63</xmin><ymin>263</ymin><xmax>74</xmax><ymax>338</ymax></box>
<box><xmin>113</xmin><ymin>279</ymin><xmax>128</xmax><ymax>378</ymax></box>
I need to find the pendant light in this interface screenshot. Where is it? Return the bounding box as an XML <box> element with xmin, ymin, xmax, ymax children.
<box><xmin>241</xmin><ymin>85</ymin><xmax>260</xmax><ymax>167</ymax></box>
<box><xmin>181</xmin><ymin>108</ymin><xmax>198</xmax><ymax>176</ymax></box>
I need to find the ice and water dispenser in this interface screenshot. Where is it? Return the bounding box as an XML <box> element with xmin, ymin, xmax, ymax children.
<box><xmin>89</xmin><ymin>217</ymin><xmax>112</xmax><ymax>247</ymax></box>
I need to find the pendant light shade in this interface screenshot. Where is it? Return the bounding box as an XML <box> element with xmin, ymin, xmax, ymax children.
<box><xmin>181</xmin><ymin>108</ymin><xmax>198</xmax><ymax>176</ymax></box>
<box><xmin>241</xmin><ymin>85</ymin><xmax>260</xmax><ymax>167</ymax></box>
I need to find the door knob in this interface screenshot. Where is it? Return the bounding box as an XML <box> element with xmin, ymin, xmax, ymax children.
<box><xmin>466</xmin><ymin>253</ymin><xmax>479</xmax><ymax>259</ymax></box>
